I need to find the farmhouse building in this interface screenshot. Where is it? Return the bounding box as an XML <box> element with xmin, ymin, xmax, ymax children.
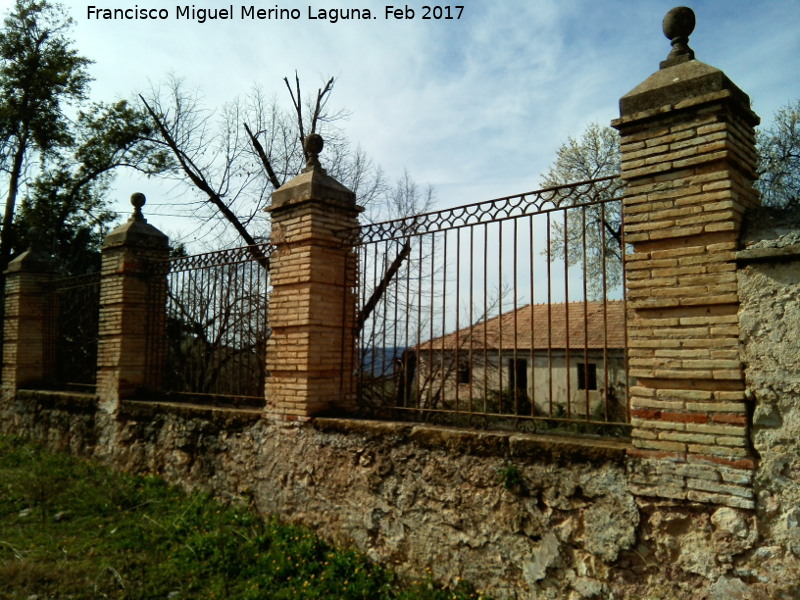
<box><xmin>408</xmin><ymin>300</ymin><xmax>626</xmax><ymax>420</ymax></box>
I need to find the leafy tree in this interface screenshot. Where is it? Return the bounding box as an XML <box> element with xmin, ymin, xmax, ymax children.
<box><xmin>16</xmin><ymin>101</ymin><xmax>172</xmax><ymax>273</ymax></box>
<box><xmin>539</xmin><ymin>123</ymin><xmax>623</xmax><ymax>299</ymax></box>
<box><xmin>757</xmin><ymin>99</ymin><xmax>800</xmax><ymax>209</ymax></box>
<box><xmin>0</xmin><ymin>0</ymin><xmax>91</xmax><ymax>270</ymax></box>
<box><xmin>541</xmin><ymin>103</ymin><xmax>800</xmax><ymax>300</ymax></box>
<box><xmin>0</xmin><ymin>1</ymin><xmax>171</xmax><ymax>274</ymax></box>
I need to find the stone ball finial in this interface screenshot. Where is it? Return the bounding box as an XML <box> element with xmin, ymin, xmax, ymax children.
<box><xmin>305</xmin><ymin>133</ymin><xmax>324</xmax><ymax>156</ymax></box>
<box><xmin>303</xmin><ymin>133</ymin><xmax>326</xmax><ymax>173</ymax></box>
<box><xmin>661</xmin><ymin>7</ymin><xmax>696</xmax><ymax>68</ymax></box>
<box><xmin>27</xmin><ymin>226</ymin><xmax>42</xmax><ymax>251</ymax></box>
<box><xmin>130</xmin><ymin>192</ymin><xmax>146</xmax><ymax>221</ymax></box>
<box><xmin>131</xmin><ymin>192</ymin><xmax>146</xmax><ymax>209</ymax></box>
<box><xmin>663</xmin><ymin>6</ymin><xmax>695</xmax><ymax>40</ymax></box>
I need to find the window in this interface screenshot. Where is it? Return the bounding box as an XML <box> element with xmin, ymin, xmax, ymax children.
<box><xmin>577</xmin><ymin>363</ymin><xmax>597</xmax><ymax>391</ymax></box>
<box><xmin>457</xmin><ymin>362</ymin><xmax>471</xmax><ymax>384</ymax></box>
<box><xmin>508</xmin><ymin>358</ymin><xmax>528</xmax><ymax>393</ymax></box>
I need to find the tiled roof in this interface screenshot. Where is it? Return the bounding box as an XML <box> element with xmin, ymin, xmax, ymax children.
<box><xmin>416</xmin><ymin>300</ymin><xmax>625</xmax><ymax>351</ymax></box>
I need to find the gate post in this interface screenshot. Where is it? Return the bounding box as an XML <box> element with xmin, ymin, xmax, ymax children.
<box><xmin>612</xmin><ymin>8</ymin><xmax>760</xmax><ymax>508</ymax></box>
<box><xmin>2</xmin><ymin>230</ymin><xmax>57</xmax><ymax>395</ymax></box>
<box><xmin>264</xmin><ymin>134</ymin><xmax>362</xmax><ymax>421</ymax></box>
<box><xmin>96</xmin><ymin>194</ymin><xmax>169</xmax><ymax>411</ymax></box>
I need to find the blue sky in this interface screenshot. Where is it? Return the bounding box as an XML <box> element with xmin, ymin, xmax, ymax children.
<box><xmin>2</xmin><ymin>0</ymin><xmax>799</xmax><ymax>246</ymax></box>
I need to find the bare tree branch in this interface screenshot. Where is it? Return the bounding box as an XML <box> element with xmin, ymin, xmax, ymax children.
<box><xmin>284</xmin><ymin>73</ymin><xmax>336</xmax><ymax>162</ymax></box>
<box><xmin>310</xmin><ymin>77</ymin><xmax>335</xmax><ymax>135</ymax></box>
<box><xmin>139</xmin><ymin>94</ymin><xmax>269</xmax><ymax>268</ymax></box>
<box><xmin>243</xmin><ymin>122</ymin><xmax>282</xmax><ymax>190</ymax></box>
<box><xmin>283</xmin><ymin>72</ymin><xmax>304</xmax><ymax>155</ymax></box>
<box><xmin>140</xmin><ymin>74</ymin><xmax>426</xmax><ymax>252</ymax></box>
<box><xmin>358</xmin><ymin>241</ymin><xmax>411</xmax><ymax>331</ymax></box>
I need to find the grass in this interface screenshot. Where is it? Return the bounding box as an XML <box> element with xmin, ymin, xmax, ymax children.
<box><xmin>0</xmin><ymin>435</ymin><xmax>488</xmax><ymax>600</ymax></box>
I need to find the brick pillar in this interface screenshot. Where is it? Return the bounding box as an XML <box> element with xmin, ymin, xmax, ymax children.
<box><xmin>265</xmin><ymin>134</ymin><xmax>362</xmax><ymax>421</ymax></box>
<box><xmin>2</xmin><ymin>230</ymin><xmax>57</xmax><ymax>395</ymax></box>
<box><xmin>612</xmin><ymin>8</ymin><xmax>760</xmax><ymax>509</ymax></box>
<box><xmin>96</xmin><ymin>193</ymin><xmax>169</xmax><ymax>411</ymax></box>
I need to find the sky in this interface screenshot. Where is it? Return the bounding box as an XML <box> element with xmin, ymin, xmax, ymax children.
<box><xmin>2</xmin><ymin>0</ymin><xmax>799</xmax><ymax>247</ymax></box>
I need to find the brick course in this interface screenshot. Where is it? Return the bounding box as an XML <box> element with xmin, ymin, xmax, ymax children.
<box><xmin>613</xmin><ymin>58</ymin><xmax>759</xmax><ymax>509</ymax></box>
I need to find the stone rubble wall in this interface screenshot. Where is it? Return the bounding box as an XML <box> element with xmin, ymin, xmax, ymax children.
<box><xmin>737</xmin><ymin>208</ymin><xmax>800</xmax><ymax>596</ymax></box>
<box><xmin>3</xmin><ymin>369</ymin><xmax>800</xmax><ymax>600</ymax></box>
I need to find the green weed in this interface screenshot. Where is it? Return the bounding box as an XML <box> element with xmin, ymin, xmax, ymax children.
<box><xmin>498</xmin><ymin>463</ymin><xmax>524</xmax><ymax>493</ymax></box>
<box><xmin>0</xmin><ymin>435</ymin><xmax>490</xmax><ymax>599</ymax></box>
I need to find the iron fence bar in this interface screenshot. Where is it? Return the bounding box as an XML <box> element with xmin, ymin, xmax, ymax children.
<box><xmin>601</xmin><ymin>201</ymin><xmax>611</xmax><ymax>421</ymax></box>
<box><xmin>497</xmin><ymin>220</ymin><xmax>504</xmax><ymax>412</ymax></box>
<box><xmin>454</xmin><ymin>228</ymin><xmax>461</xmax><ymax>411</ymax></box>
<box><xmin>428</xmin><ymin>233</ymin><xmax>436</xmax><ymax>410</ymax></box>
<box><xmin>482</xmin><ymin>224</ymin><xmax>489</xmax><ymax>415</ymax></box>
<box><xmin>165</xmin><ymin>244</ymin><xmax>274</xmax><ymax>272</ymax></box>
<box><xmin>582</xmin><ymin>206</ymin><xmax>590</xmax><ymax>420</ymax></box>
<box><xmin>563</xmin><ymin>209</ymin><xmax>572</xmax><ymax>421</ymax></box>
<box><xmin>52</xmin><ymin>272</ymin><xmax>102</xmax><ymax>290</ymax></box>
<box><xmin>415</xmin><ymin>239</ymin><xmax>423</xmax><ymax>410</ymax></box>
<box><xmin>468</xmin><ymin>226</ymin><xmax>475</xmax><ymax>414</ymax></box>
<box><xmin>403</xmin><ymin>243</ymin><xmax>412</xmax><ymax>408</ymax></box>
<box><xmin>359</xmin><ymin>243</ymin><xmax>368</xmax><ymax>401</ymax></box>
<box><xmin>529</xmin><ymin>216</ymin><xmax>536</xmax><ymax>420</ymax></box>
<box><xmin>513</xmin><ymin>218</ymin><xmax>519</xmax><ymax>417</ymax></box>
<box><xmin>391</xmin><ymin>242</ymin><xmax>400</xmax><ymax>396</ymax></box>
<box><xmin>620</xmin><ymin>202</ymin><xmax>631</xmax><ymax>423</ymax></box>
<box><xmin>440</xmin><ymin>231</ymin><xmax>448</xmax><ymax>410</ymax></box>
<box><xmin>546</xmin><ymin>212</ymin><xmax>554</xmax><ymax>419</ymax></box>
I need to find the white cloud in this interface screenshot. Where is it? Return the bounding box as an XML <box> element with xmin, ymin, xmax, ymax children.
<box><xmin>1</xmin><ymin>0</ymin><xmax>798</xmax><ymax>244</ymax></box>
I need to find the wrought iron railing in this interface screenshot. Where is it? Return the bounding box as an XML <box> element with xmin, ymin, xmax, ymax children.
<box><xmin>44</xmin><ymin>272</ymin><xmax>102</xmax><ymax>391</ymax></box>
<box><xmin>148</xmin><ymin>244</ymin><xmax>273</xmax><ymax>405</ymax></box>
<box><xmin>352</xmin><ymin>177</ymin><xmax>630</xmax><ymax>436</ymax></box>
